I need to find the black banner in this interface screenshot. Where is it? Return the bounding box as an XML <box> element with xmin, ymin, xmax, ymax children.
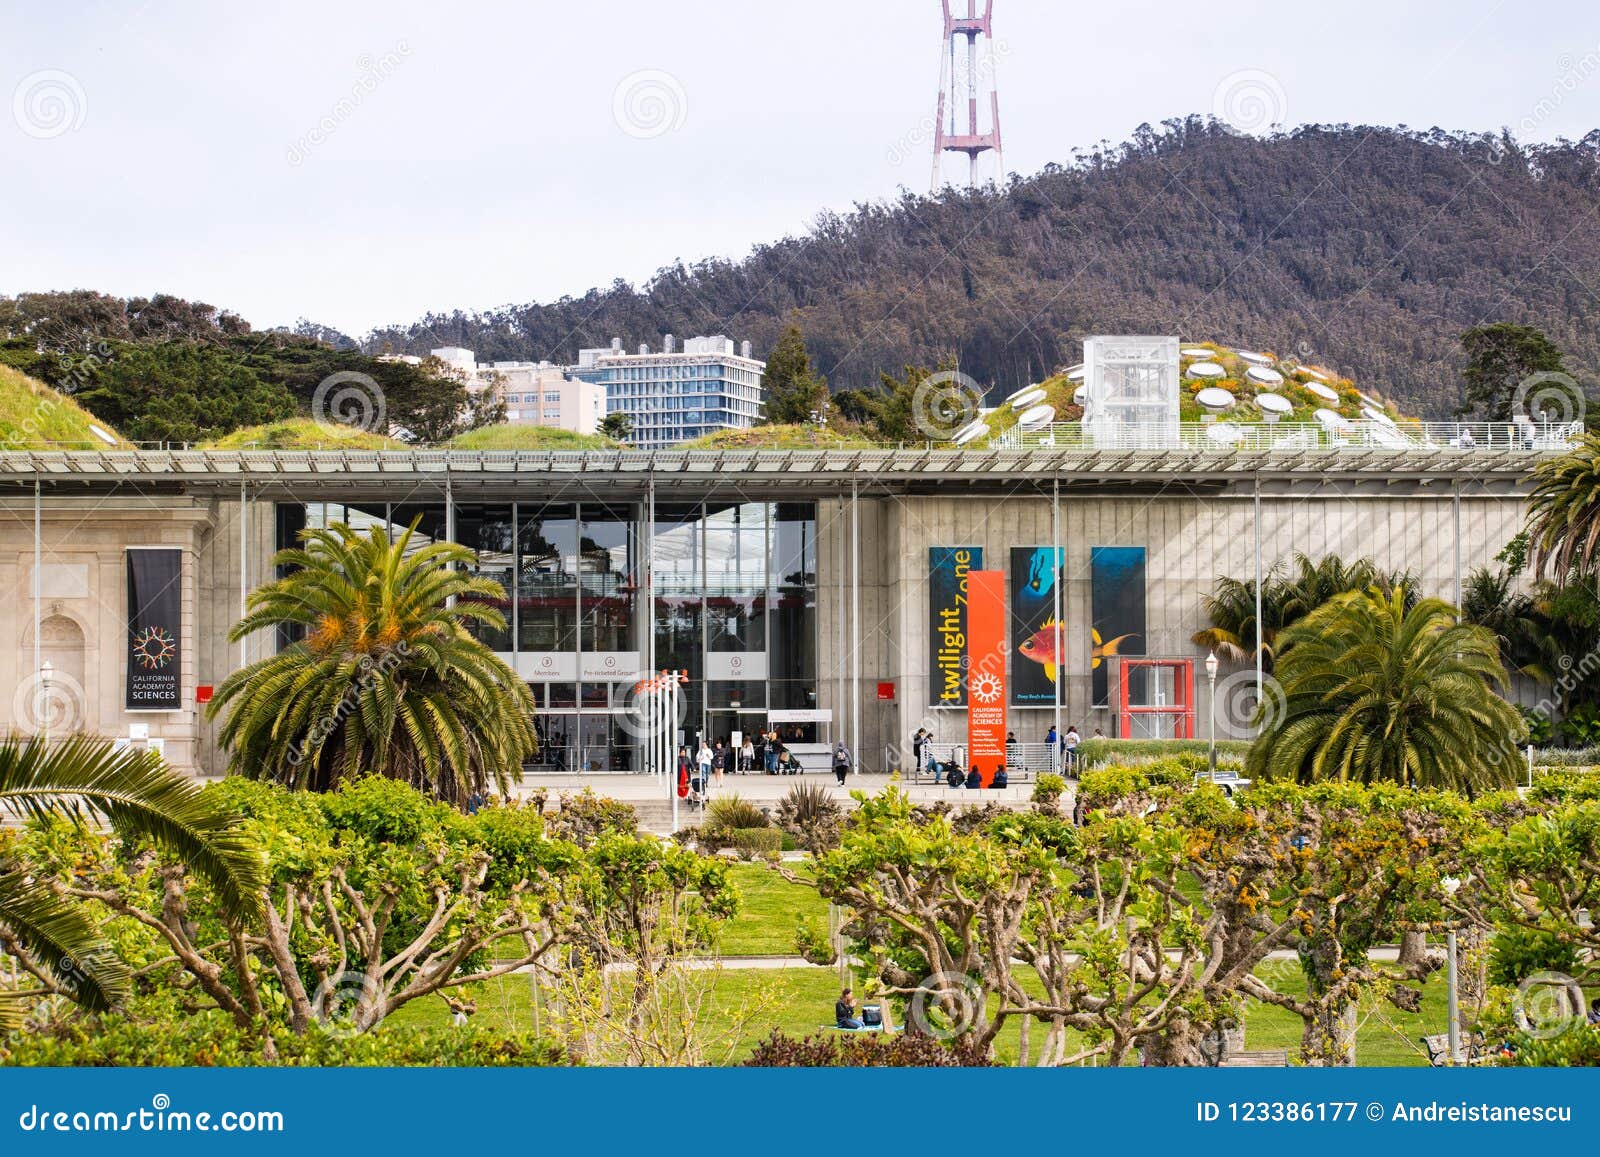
<box><xmin>928</xmin><ymin>546</ymin><xmax>981</xmax><ymax>707</ymax></box>
<box><xmin>1090</xmin><ymin>546</ymin><xmax>1146</xmax><ymax>708</ymax></box>
<box><xmin>126</xmin><ymin>548</ymin><xmax>182</xmax><ymax>710</ymax></box>
<box><xmin>1009</xmin><ymin>546</ymin><xmax>1064</xmax><ymax>705</ymax></box>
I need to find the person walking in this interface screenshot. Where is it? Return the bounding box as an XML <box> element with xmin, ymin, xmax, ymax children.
<box><xmin>764</xmin><ymin>729</ymin><xmax>779</xmax><ymax>774</ymax></box>
<box><xmin>1063</xmin><ymin>724</ymin><xmax>1081</xmax><ymax>773</ymax></box>
<box><xmin>740</xmin><ymin>735</ymin><xmax>754</xmax><ymax>773</ymax></box>
<box><xmin>832</xmin><ymin>739</ymin><xmax>853</xmax><ymax>785</ymax></box>
<box><xmin>696</xmin><ymin>739</ymin><xmax>713</xmax><ymax>789</ymax></box>
<box><xmin>911</xmin><ymin>727</ymin><xmax>926</xmax><ymax>777</ymax></box>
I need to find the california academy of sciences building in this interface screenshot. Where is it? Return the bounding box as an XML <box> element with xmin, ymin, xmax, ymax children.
<box><xmin>0</xmin><ymin>340</ymin><xmax>1572</xmax><ymax>779</ymax></box>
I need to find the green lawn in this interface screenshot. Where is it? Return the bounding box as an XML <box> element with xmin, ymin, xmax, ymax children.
<box><xmin>454</xmin><ymin>855</ymin><xmax>1455</xmax><ymax>1065</ymax></box>
<box><xmin>386</xmin><ymin>960</ymin><xmax>1451</xmax><ymax>1066</ymax></box>
<box><xmin>710</xmin><ymin>862</ymin><xmax>830</xmax><ymax>956</ymax></box>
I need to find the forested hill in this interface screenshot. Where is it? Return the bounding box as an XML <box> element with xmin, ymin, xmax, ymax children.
<box><xmin>369</xmin><ymin>120</ymin><xmax>1600</xmax><ymax>417</ymax></box>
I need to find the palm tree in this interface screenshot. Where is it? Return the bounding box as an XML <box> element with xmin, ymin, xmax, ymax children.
<box><xmin>209</xmin><ymin>520</ymin><xmax>537</xmax><ymax>805</ymax></box>
<box><xmin>1527</xmin><ymin>432</ymin><xmax>1600</xmax><ymax>577</ymax></box>
<box><xmin>1192</xmin><ymin>553</ymin><xmax>1414</xmax><ymax>671</ymax></box>
<box><xmin>0</xmin><ymin>735</ymin><xmax>265</xmax><ymax>1025</ymax></box>
<box><xmin>1248</xmin><ymin>586</ymin><xmax>1523</xmax><ymax>793</ymax></box>
<box><xmin>1462</xmin><ymin>566</ymin><xmax>1560</xmax><ymax>686</ymax></box>
<box><xmin>1192</xmin><ymin>571</ymin><xmax>1281</xmax><ymax>666</ymax></box>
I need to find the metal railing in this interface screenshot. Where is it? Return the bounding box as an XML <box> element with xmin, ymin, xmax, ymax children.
<box><xmin>901</xmin><ymin>741</ymin><xmax>1059</xmax><ymax>780</ymax></box>
<box><xmin>994</xmin><ymin>420</ymin><xmax>1582</xmax><ymax>453</ymax></box>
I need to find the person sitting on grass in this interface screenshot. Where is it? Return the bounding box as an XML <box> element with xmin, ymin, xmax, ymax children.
<box><xmin>835</xmin><ymin>987</ymin><xmax>864</xmax><ymax>1030</ymax></box>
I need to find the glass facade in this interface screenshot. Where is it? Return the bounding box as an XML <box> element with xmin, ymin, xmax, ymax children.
<box><xmin>276</xmin><ymin>500</ymin><xmax>817</xmax><ymax>772</ymax></box>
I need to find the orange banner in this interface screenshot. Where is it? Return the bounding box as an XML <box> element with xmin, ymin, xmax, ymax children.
<box><xmin>966</xmin><ymin>569</ymin><xmax>1008</xmax><ymax>786</ymax></box>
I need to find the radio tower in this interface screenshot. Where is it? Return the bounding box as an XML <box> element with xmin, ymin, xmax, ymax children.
<box><xmin>931</xmin><ymin>1</ymin><xmax>1004</xmax><ymax>192</ymax></box>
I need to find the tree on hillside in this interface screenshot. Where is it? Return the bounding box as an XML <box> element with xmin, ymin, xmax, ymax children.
<box><xmin>1249</xmin><ymin>587</ymin><xmax>1522</xmax><ymax>793</ymax></box>
<box><xmin>1455</xmin><ymin>323</ymin><xmax>1567</xmax><ymax>420</ymax></box>
<box><xmin>72</xmin><ymin>342</ymin><xmax>296</xmax><ymax>443</ymax></box>
<box><xmin>759</xmin><ymin>324</ymin><xmax>827</xmax><ymax>425</ymax></box>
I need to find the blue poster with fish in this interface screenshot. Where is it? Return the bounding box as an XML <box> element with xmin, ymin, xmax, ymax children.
<box><xmin>928</xmin><ymin>546</ymin><xmax>982</xmax><ymax>707</ymax></box>
<box><xmin>1009</xmin><ymin>546</ymin><xmax>1065</xmax><ymax>705</ymax></box>
<box><xmin>1090</xmin><ymin>546</ymin><xmax>1146</xmax><ymax>707</ymax></box>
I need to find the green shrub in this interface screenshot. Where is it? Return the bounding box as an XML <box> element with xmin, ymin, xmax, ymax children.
<box><xmin>1488</xmin><ymin>927</ymin><xmax>1583</xmax><ymax>986</ymax></box>
<box><xmin>0</xmin><ymin>1010</ymin><xmax>571</xmax><ymax>1067</ymax></box>
<box><xmin>1076</xmin><ymin>738</ymin><xmax>1252</xmax><ymax>767</ymax></box>
<box><xmin>794</xmin><ymin>915</ymin><xmax>837</xmax><ymax>965</ymax></box>
<box><xmin>729</xmin><ymin>827</ymin><xmax>783</xmax><ymax>861</ymax></box>
<box><xmin>775</xmin><ymin>783</ymin><xmax>844</xmax><ymax>853</ymax></box>
<box><xmin>1531</xmin><ymin>746</ymin><xmax>1600</xmax><ymax>768</ymax></box>
<box><xmin>707</xmin><ymin>794</ymin><xmax>768</xmax><ymax>832</ymax></box>
<box><xmin>1031</xmin><ymin>773</ymin><xmax>1066</xmax><ymax>805</ymax></box>
<box><xmin>1528</xmin><ymin>769</ymin><xmax>1600</xmax><ymax>803</ymax></box>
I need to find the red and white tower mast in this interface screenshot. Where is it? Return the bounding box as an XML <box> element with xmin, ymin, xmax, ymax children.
<box><xmin>931</xmin><ymin>1</ymin><xmax>1004</xmax><ymax>191</ymax></box>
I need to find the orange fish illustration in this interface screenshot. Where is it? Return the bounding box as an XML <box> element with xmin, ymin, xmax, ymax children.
<box><xmin>1018</xmin><ymin>620</ymin><xmax>1066</xmax><ymax>683</ymax></box>
<box><xmin>1091</xmin><ymin>628</ymin><xmax>1136</xmax><ymax>669</ymax></box>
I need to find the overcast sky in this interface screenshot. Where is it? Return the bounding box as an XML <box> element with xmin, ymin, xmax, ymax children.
<box><xmin>3</xmin><ymin>0</ymin><xmax>1597</xmax><ymax>336</ymax></box>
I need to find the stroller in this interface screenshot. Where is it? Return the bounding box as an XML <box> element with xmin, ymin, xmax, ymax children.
<box><xmin>687</xmin><ymin>774</ymin><xmax>708</xmax><ymax>810</ymax></box>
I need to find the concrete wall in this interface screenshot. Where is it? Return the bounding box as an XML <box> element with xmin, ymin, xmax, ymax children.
<box><xmin>2</xmin><ymin>486</ymin><xmax>1530</xmax><ymax>778</ymax></box>
<box><xmin>818</xmin><ymin>489</ymin><xmax>1529</xmax><ymax>770</ymax></box>
<box><xmin>0</xmin><ymin>495</ymin><xmax>220</xmax><ymax>772</ymax></box>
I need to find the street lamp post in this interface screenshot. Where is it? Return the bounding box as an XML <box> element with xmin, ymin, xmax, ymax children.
<box><xmin>39</xmin><ymin>659</ymin><xmax>53</xmax><ymax>747</ymax></box>
<box><xmin>1204</xmin><ymin>651</ymin><xmax>1219</xmax><ymax>780</ymax></box>
<box><xmin>1442</xmin><ymin>876</ymin><xmax>1463</xmax><ymax>1063</ymax></box>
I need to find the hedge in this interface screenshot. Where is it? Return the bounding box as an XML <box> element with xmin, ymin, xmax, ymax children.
<box><xmin>1076</xmin><ymin>738</ymin><xmax>1253</xmax><ymax>767</ymax></box>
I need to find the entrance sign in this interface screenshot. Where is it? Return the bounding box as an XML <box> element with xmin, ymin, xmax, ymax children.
<box><xmin>580</xmin><ymin>651</ymin><xmax>642</xmax><ymax>681</ymax></box>
<box><xmin>965</xmin><ymin>569</ymin><xmax>1007</xmax><ymax>785</ymax></box>
<box><xmin>769</xmin><ymin>708</ymin><xmax>830</xmax><ymax>723</ymax></box>
<box><xmin>125</xmin><ymin>547</ymin><xmax>182</xmax><ymax>711</ymax></box>
<box><xmin>706</xmin><ymin>651</ymin><xmax>767</xmax><ymax>680</ymax></box>
<box><xmin>928</xmin><ymin>546</ymin><xmax>982</xmax><ymax>706</ymax></box>
<box><xmin>517</xmin><ymin>651</ymin><xmax>577</xmax><ymax>681</ymax></box>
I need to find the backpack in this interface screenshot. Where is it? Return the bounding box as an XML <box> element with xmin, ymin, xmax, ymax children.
<box><xmin>945</xmin><ymin>765</ymin><xmax>964</xmax><ymax>788</ymax></box>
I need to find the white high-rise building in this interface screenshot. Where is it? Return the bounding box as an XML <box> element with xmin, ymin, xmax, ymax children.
<box><xmin>567</xmin><ymin>335</ymin><xmax>765</xmax><ymax>448</ymax></box>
